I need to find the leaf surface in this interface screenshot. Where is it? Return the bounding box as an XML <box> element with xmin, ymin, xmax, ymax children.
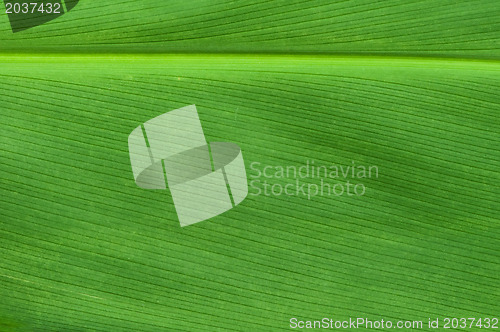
<box><xmin>0</xmin><ymin>2</ymin><xmax>499</xmax><ymax>331</ymax></box>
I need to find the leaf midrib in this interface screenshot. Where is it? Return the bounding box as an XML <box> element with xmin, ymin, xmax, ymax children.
<box><xmin>1</xmin><ymin>53</ymin><xmax>500</xmax><ymax>69</ymax></box>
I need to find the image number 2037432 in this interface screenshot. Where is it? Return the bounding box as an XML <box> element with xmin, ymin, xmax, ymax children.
<box><xmin>3</xmin><ymin>0</ymin><xmax>79</xmax><ymax>32</ymax></box>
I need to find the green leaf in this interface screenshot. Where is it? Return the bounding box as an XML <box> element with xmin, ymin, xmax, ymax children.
<box><xmin>1</xmin><ymin>0</ymin><xmax>499</xmax><ymax>57</ymax></box>
<box><xmin>0</xmin><ymin>1</ymin><xmax>499</xmax><ymax>331</ymax></box>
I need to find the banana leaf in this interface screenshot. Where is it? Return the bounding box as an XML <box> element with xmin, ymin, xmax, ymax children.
<box><xmin>0</xmin><ymin>1</ymin><xmax>499</xmax><ymax>331</ymax></box>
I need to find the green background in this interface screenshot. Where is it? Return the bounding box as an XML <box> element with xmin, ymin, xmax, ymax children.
<box><xmin>0</xmin><ymin>1</ymin><xmax>499</xmax><ymax>331</ymax></box>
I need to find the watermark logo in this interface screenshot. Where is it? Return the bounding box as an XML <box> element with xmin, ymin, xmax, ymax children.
<box><xmin>128</xmin><ymin>105</ymin><xmax>248</xmax><ymax>227</ymax></box>
<box><xmin>249</xmin><ymin>160</ymin><xmax>378</xmax><ymax>199</ymax></box>
<box><xmin>3</xmin><ymin>0</ymin><xmax>79</xmax><ymax>32</ymax></box>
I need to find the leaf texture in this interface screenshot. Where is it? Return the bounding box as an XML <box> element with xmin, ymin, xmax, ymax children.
<box><xmin>0</xmin><ymin>0</ymin><xmax>499</xmax><ymax>57</ymax></box>
<box><xmin>0</xmin><ymin>1</ymin><xmax>499</xmax><ymax>332</ymax></box>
